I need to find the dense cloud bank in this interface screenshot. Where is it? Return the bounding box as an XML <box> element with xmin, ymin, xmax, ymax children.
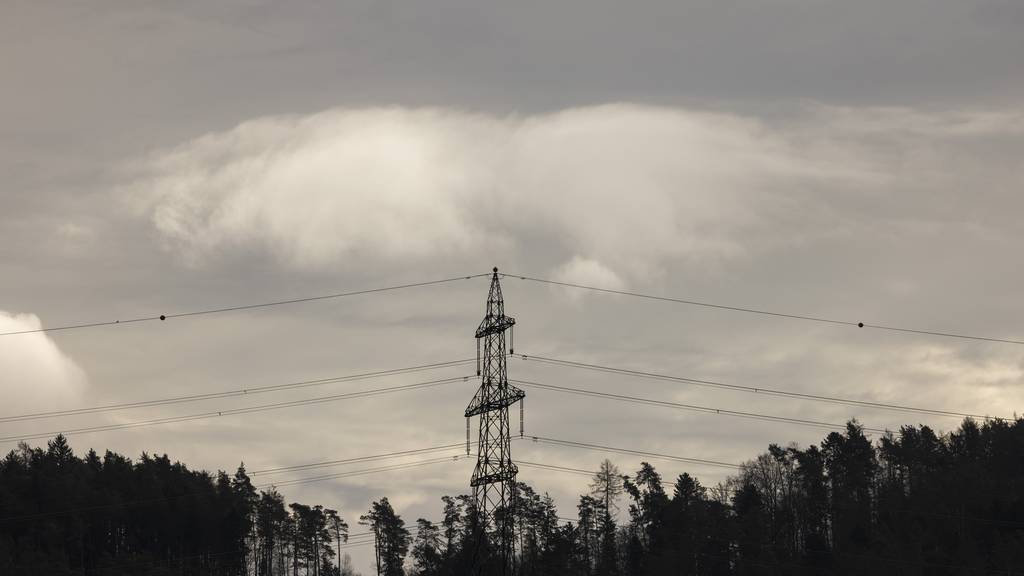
<box><xmin>130</xmin><ymin>104</ymin><xmax>1024</xmax><ymax>287</ymax></box>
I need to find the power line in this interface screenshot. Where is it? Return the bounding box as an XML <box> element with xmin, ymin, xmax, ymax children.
<box><xmin>0</xmin><ymin>273</ymin><xmax>490</xmax><ymax>337</ymax></box>
<box><xmin>505</xmin><ymin>273</ymin><xmax>1024</xmax><ymax>346</ymax></box>
<box><xmin>528</xmin><ymin>435</ymin><xmax>741</xmax><ymax>470</ymax></box>
<box><xmin>345</xmin><ymin>535</ymin><xmax>377</xmax><ymax>542</ymax></box>
<box><xmin>269</xmin><ymin>455</ymin><xmax>468</xmax><ymax>488</ymax></box>
<box><xmin>517</xmin><ymin>353</ymin><xmax>1002</xmax><ymax>421</ymax></box>
<box><xmin>0</xmin><ymin>375</ymin><xmax>471</xmax><ymax>443</ymax></box>
<box><xmin>340</xmin><ymin>540</ymin><xmax>377</xmax><ymax>548</ymax></box>
<box><xmin>511</xmin><ymin>379</ymin><xmax>886</xmax><ymax>434</ymax></box>
<box><xmin>0</xmin><ymin>358</ymin><xmax>474</xmax><ymax>424</ymax></box>
<box><xmin>252</xmin><ymin>441</ymin><xmax>473</xmax><ymax>475</ymax></box>
<box><xmin>339</xmin><ymin>530</ymin><xmax>374</xmax><ymax>539</ymax></box>
<box><xmin>342</xmin><ymin>534</ymin><xmax>377</xmax><ymax>543</ymax></box>
<box><xmin>517</xmin><ymin>460</ymin><xmax>594</xmax><ymax>477</ymax></box>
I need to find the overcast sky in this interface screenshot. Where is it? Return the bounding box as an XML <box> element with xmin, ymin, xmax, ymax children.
<box><xmin>3</xmin><ymin>1</ymin><xmax>1024</xmax><ymax>572</ymax></box>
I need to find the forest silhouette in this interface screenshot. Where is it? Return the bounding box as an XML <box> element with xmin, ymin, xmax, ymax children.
<box><xmin>2</xmin><ymin>417</ymin><xmax>1022</xmax><ymax>575</ymax></box>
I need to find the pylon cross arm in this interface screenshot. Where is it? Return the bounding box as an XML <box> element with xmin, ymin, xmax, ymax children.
<box><xmin>475</xmin><ymin>314</ymin><xmax>515</xmax><ymax>338</ymax></box>
<box><xmin>464</xmin><ymin>385</ymin><xmax>525</xmax><ymax>417</ymax></box>
<box><xmin>470</xmin><ymin>465</ymin><xmax>520</xmax><ymax>487</ymax></box>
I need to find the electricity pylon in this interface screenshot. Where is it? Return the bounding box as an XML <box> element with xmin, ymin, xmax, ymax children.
<box><xmin>465</xmin><ymin>267</ymin><xmax>525</xmax><ymax>575</ymax></box>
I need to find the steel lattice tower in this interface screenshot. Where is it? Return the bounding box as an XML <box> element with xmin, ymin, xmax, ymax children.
<box><xmin>465</xmin><ymin>267</ymin><xmax>525</xmax><ymax>576</ymax></box>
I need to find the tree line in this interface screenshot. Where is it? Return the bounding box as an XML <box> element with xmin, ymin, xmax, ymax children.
<box><xmin>380</xmin><ymin>418</ymin><xmax>1024</xmax><ymax>575</ymax></box>
<box><xmin>3</xmin><ymin>416</ymin><xmax>1023</xmax><ymax>575</ymax></box>
<box><xmin>0</xmin><ymin>435</ymin><xmax>356</xmax><ymax>575</ymax></box>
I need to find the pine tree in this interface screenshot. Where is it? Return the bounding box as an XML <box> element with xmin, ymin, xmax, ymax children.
<box><xmin>590</xmin><ymin>460</ymin><xmax>624</xmax><ymax>576</ymax></box>
<box><xmin>361</xmin><ymin>497</ymin><xmax>410</xmax><ymax>576</ymax></box>
<box><xmin>411</xmin><ymin>518</ymin><xmax>442</xmax><ymax>575</ymax></box>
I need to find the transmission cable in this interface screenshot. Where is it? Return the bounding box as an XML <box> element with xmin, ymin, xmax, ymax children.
<box><xmin>0</xmin><ymin>358</ymin><xmax>473</xmax><ymax>424</ymax></box>
<box><xmin>527</xmin><ymin>435</ymin><xmax>741</xmax><ymax>470</ymax></box>
<box><xmin>516</xmin><ymin>353</ymin><xmax>1001</xmax><ymax>421</ymax></box>
<box><xmin>0</xmin><ymin>273</ymin><xmax>490</xmax><ymax>336</ymax></box>
<box><xmin>518</xmin><ymin>460</ymin><xmax>595</xmax><ymax>477</ymax></box>
<box><xmin>270</xmin><ymin>455</ymin><xmax>468</xmax><ymax>488</ymax></box>
<box><xmin>252</xmin><ymin>441</ymin><xmax>475</xmax><ymax>475</ymax></box>
<box><xmin>511</xmin><ymin>379</ymin><xmax>886</xmax><ymax>434</ymax></box>
<box><xmin>0</xmin><ymin>375</ymin><xmax>472</xmax><ymax>444</ymax></box>
<box><xmin>504</xmin><ymin>273</ymin><xmax>1024</xmax><ymax>346</ymax></box>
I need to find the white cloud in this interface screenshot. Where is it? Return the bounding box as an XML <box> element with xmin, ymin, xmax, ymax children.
<box><xmin>127</xmin><ymin>104</ymin><xmax>851</xmax><ymax>279</ymax></box>
<box><xmin>128</xmin><ymin>103</ymin><xmax>1024</xmax><ymax>289</ymax></box>
<box><xmin>0</xmin><ymin>312</ymin><xmax>88</xmax><ymax>416</ymax></box>
<box><xmin>553</xmin><ymin>256</ymin><xmax>626</xmax><ymax>302</ymax></box>
<box><xmin>132</xmin><ymin>109</ymin><xmax>493</xmax><ymax>267</ymax></box>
